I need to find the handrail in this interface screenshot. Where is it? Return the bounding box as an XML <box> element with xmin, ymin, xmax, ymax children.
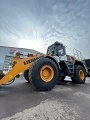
<box><xmin>73</xmin><ymin>48</ymin><xmax>84</xmax><ymax>60</ymax></box>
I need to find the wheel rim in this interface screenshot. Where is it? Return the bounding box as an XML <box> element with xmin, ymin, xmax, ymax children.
<box><xmin>79</xmin><ymin>70</ymin><xmax>84</xmax><ymax>80</ymax></box>
<box><xmin>40</xmin><ymin>65</ymin><xmax>54</xmax><ymax>82</ymax></box>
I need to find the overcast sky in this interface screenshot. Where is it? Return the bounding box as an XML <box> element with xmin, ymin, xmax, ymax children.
<box><xmin>0</xmin><ymin>0</ymin><xmax>90</xmax><ymax>58</ymax></box>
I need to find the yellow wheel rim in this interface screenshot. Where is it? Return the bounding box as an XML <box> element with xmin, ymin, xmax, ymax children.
<box><xmin>79</xmin><ymin>70</ymin><xmax>84</xmax><ymax>80</ymax></box>
<box><xmin>40</xmin><ymin>65</ymin><xmax>54</xmax><ymax>82</ymax></box>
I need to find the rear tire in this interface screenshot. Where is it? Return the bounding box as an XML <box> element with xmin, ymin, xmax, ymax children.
<box><xmin>29</xmin><ymin>57</ymin><xmax>59</xmax><ymax>91</ymax></box>
<box><xmin>71</xmin><ymin>65</ymin><xmax>86</xmax><ymax>84</ymax></box>
<box><xmin>24</xmin><ymin>70</ymin><xmax>30</xmax><ymax>83</ymax></box>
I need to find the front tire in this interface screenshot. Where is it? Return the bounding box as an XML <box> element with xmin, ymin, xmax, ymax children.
<box><xmin>0</xmin><ymin>72</ymin><xmax>5</xmax><ymax>79</ymax></box>
<box><xmin>29</xmin><ymin>57</ymin><xmax>59</xmax><ymax>91</ymax></box>
<box><xmin>71</xmin><ymin>65</ymin><xmax>86</xmax><ymax>84</ymax></box>
<box><xmin>24</xmin><ymin>70</ymin><xmax>30</xmax><ymax>83</ymax></box>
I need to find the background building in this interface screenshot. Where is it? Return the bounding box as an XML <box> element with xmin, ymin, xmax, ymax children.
<box><xmin>0</xmin><ymin>46</ymin><xmax>41</xmax><ymax>73</ymax></box>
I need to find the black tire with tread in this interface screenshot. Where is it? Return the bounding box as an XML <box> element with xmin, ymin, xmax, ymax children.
<box><xmin>71</xmin><ymin>65</ymin><xmax>86</xmax><ymax>84</ymax></box>
<box><xmin>0</xmin><ymin>73</ymin><xmax>5</xmax><ymax>79</ymax></box>
<box><xmin>29</xmin><ymin>57</ymin><xmax>59</xmax><ymax>91</ymax></box>
<box><xmin>24</xmin><ymin>70</ymin><xmax>30</xmax><ymax>83</ymax></box>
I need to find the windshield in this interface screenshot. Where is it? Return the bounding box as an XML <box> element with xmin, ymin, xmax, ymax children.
<box><xmin>47</xmin><ymin>45</ymin><xmax>55</xmax><ymax>55</ymax></box>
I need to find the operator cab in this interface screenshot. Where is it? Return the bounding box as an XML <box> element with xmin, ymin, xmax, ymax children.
<box><xmin>47</xmin><ymin>41</ymin><xmax>66</xmax><ymax>57</ymax></box>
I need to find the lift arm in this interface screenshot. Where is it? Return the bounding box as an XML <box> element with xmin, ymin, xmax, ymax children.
<box><xmin>0</xmin><ymin>55</ymin><xmax>41</xmax><ymax>85</ymax></box>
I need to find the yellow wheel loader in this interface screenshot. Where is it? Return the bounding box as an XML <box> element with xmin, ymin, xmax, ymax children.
<box><xmin>0</xmin><ymin>42</ymin><xmax>88</xmax><ymax>91</ymax></box>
